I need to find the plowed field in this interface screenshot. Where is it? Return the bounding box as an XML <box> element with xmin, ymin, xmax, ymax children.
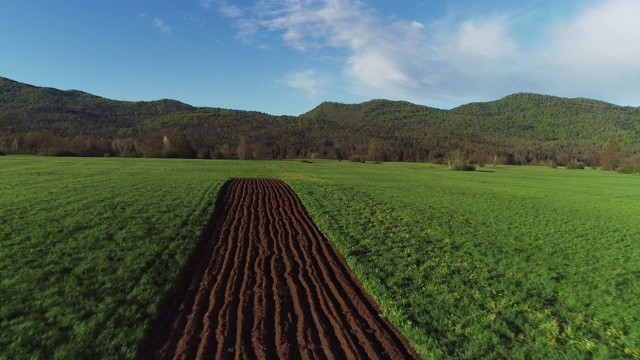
<box><xmin>139</xmin><ymin>178</ymin><xmax>420</xmax><ymax>359</ymax></box>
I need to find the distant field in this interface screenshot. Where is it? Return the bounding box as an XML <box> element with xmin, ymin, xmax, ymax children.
<box><xmin>1</xmin><ymin>156</ymin><xmax>638</xmax><ymax>359</ymax></box>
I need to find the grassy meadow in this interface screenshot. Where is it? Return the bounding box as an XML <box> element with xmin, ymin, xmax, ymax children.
<box><xmin>1</xmin><ymin>156</ymin><xmax>638</xmax><ymax>359</ymax></box>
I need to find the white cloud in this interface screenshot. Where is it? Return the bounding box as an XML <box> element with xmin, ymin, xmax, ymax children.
<box><xmin>224</xmin><ymin>0</ymin><xmax>640</xmax><ymax>107</ymax></box>
<box><xmin>283</xmin><ymin>69</ymin><xmax>332</xmax><ymax>98</ymax></box>
<box><xmin>228</xmin><ymin>0</ymin><xmax>522</xmax><ymax>104</ymax></box>
<box><xmin>347</xmin><ymin>52</ymin><xmax>409</xmax><ymax>89</ymax></box>
<box><xmin>152</xmin><ymin>18</ymin><xmax>172</xmax><ymax>35</ymax></box>
<box><xmin>547</xmin><ymin>0</ymin><xmax>640</xmax><ymax>72</ymax></box>
<box><xmin>529</xmin><ymin>0</ymin><xmax>640</xmax><ymax>103</ymax></box>
<box><xmin>456</xmin><ymin>16</ymin><xmax>516</xmax><ymax>59</ymax></box>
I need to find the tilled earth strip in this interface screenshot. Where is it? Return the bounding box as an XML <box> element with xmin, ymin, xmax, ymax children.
<box><xmin>139</xmin><ymin>178</ymin><xmax>420</xmax><ymax>359</ymax></box>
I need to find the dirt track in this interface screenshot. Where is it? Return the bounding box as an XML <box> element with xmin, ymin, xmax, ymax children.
<box><xmin>139</xmin><ymin>178</ymin><xmax>420</xmax><ymax>359</ymax></box>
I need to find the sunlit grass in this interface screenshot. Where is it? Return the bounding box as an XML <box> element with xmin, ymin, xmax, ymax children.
<box><xmin>288</xmin><ymin>163</ymin><xmax>640</xmax><ymax>358</ymax></box>
<box><xmin>1</xmin><ymin>157</ymin><xmax>227</xmax><ymax>358</ymax></box>
<box><xmin>1</xmin><ymin>157</ymin><xmax>638</xmax><ymax>359</ymax></box>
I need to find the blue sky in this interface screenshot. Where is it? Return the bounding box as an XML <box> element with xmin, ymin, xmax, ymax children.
<box><xmin>2</xmin><ymin>0</ymin><xmax>639</xmax><ymax>115</ymax></box>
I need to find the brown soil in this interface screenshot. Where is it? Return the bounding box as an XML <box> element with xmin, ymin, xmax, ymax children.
<box><xmin>138</xmin><ymin>178</ymin><xmax>421</xmax><ymax>360</ymax></box>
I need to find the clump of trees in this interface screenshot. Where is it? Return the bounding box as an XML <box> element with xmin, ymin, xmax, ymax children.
<box><xmin>600</xmin><ymin>138</ymin><xmax>624</xmax><ymax>171</ymax></box>
<box><xmin>0</xmin><ymin>128</ymin><xmax>196</xmax><ymax>159</ymax></box>
<box><xmin>595</xmin><ymin>138</ymin><xmax>640</xmax><ymax>173</ymax></box>
<box><xmin>445</xmin><ymin>150</ymin><xmax>476</xmax><ymax>171</ymax></box>
<box><xmin>617</xmin><ymin>155</ymin><xmax>640</xmax><ymax>174</ymax></box>
<box><xmin>566</xmin><ymin>160</ymin><xmax>585</xmax><ymax>169</ymax></box>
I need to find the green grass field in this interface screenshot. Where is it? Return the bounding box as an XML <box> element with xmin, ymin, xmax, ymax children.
<box><xmin>1</xmin><ymin>156</ymin><xmax>638</xmax><ymax>359</ymax></box>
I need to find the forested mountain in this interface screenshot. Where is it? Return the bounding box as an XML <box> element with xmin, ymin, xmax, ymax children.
<box><xmin>1</xmin><ymin>76</ymin><xmax>639</xmax><ymax>167</ymax></box>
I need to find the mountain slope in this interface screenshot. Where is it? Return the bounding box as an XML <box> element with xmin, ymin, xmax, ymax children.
<box><xmin>1</xmin><ymin>77</ymin><xmax>639</xmax><ymax>163</ymax></box>
<box><xmin>0</xmin><ymin>77</ymin><xmax>195</xmax><ymax>136</ymax></box>
<box><xmin>451</xmin><ymin>93</ymin><xmax>640</xmax><ymax>142</ymax></box>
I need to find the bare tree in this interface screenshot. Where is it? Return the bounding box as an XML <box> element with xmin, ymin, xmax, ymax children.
<box><xmin>237</xmin><ymin>136</ymin><xmax>247</xmax><ymax>160</ymax></box>
<box><xmin>368</xmin><ymin>137</ymin><xmax>384</xmax><ymax>163</ymax></box>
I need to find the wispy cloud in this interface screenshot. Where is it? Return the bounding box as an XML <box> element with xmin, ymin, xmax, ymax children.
<box><xmin>200</xmin><ymin>0</ymin><xmax>244</xmax><ymax>18</ymax></box>
<box><xmin>181</xmin><ymin>12</ymin><xmax>206</xmax><ymax>27</ymax></box>
<box><xmin>222</xmin><ymin>0</ymin><xmax>640</xmax><ymax>107</ymax></box>
<box><xmin>219</xmin><ymin>4</ymin><xmax>244</xmax><ymax>18</ymax></box>
<box><xmin>152</xmin><ymin>18</ymin><xmax>172</xmax><ymax>35</ymax></box>
<box><xmin>223</xmin><ymin>0</ymin><xmax>519</xmax><ymax>104</ymax></box>
<box><xmin>282</xmin><ymin>69</ymin><xmax>332</xmax><ymax>98</ymax></box>
<box><xmin>199</xmin><ymin>0</ymin><xmax>215</xmax><ymax>10</ymax></box>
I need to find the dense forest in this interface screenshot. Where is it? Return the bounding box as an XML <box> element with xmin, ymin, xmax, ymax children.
<box><xmin>1</xmin><ymin>76</ymin><xmax>639</xmax><ymax>171</ymax></box>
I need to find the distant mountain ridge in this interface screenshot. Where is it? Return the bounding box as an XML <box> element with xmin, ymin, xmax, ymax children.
<box><xmin>1</xmin><ymin>76</ymin><xmax>639</xmax><ymax>164</ymax></box>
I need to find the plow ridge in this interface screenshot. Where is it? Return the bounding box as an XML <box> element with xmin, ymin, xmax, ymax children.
<box><xmin>138</xmin><ymin>178</ymin><xmax>421</xmax><ymax>359</ymax></box>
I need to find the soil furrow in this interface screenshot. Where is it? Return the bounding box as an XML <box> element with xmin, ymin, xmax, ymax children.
<box><xmin>190</xmin><ymin>177</ymin><xmax>247</xmax><ymax>359</ymax></box>
<box><xmin>144</xmin><ymin>180</ymin><xmax>241</xmax><ymax>359</ymax></box>
<box><xmin>272</xmin><ymin>182</ymin><xmax>340</xmax><ymax>358</ymax></box>
<box><xmin>274</xmin><ymin>181</ymin><xmax>373</xmax><ymax>358</ymax></box>
<box><xmin>269</xmin><ymin>180</ymin><xmax>325</xmax><ymax>358</ymax></box>
<box><xmin>271</xmin><ymin>180</ymin><xmax>355</xmax><ymax>359</ymax></box>
<box><xmin>282</xmin><ymin>181</ymin><xmax>411</xmax><ymax>359</ymax></box>
<box><xmin>138</xmin><ymin>178</ymin><xmax>421</xmax><ymax>360</ymax></box>
<box><xmin>232</xmin><ymin>179</ymin><xmax>261</xmax><ymax>360</ymax></box>
<box><xmin>266</xmin><ymin>182</ymin><xmax>298</xmax><ymax>358</ymax></box>
<box><xmin>250</xmin><ymin>179</ymin><xmax>273</xmax><ymax>359</ymax></box>
<box><xmin>309</xmin><ymin>216</ymin><xmax>416</xmax><ymax>360</ymax></box>
<box><xmin>262</xmin><ymin>180</ymin><xmax>280</xmax><ymax>359</ymax></box>
<box><xmin>210</xmin><ymin>178</ymin><xmax>255</xmax><ymax>359</ymax></box>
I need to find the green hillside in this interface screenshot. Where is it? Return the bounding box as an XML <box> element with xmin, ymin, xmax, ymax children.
<box><xmin>452</xmin><ymin>93</ymin><xmax>640</xmax><ymax>142</ymax></box>
<box><xmin>1</xmin><ymin>76</ymin><xmax>639</xmax><ymax>166</ymax></box>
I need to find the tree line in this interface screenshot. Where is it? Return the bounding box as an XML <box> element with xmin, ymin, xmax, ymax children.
<box><xmin>1</xmin><ymin>77</ymin><xmax>639</xmax><ymax>172</ymax></box>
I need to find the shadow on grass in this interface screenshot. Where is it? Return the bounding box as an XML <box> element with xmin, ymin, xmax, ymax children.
<box><xmin>136</xmin><ymin>179</ymin><xmax>233</xmax><ymax>359</ymax></box>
